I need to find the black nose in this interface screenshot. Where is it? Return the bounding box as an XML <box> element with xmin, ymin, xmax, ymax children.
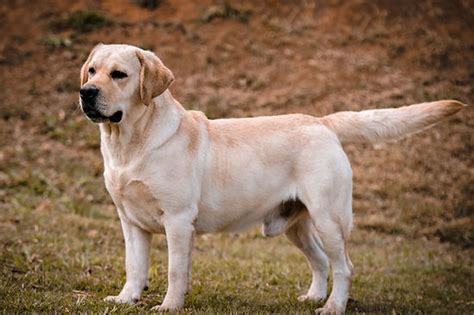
<box><xmin>80</xmin><ymin>85</ymin><xmax>100</xmax><ymax>100</ymax></box>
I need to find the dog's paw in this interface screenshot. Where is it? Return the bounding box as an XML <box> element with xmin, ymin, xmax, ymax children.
<box><xmin>298</xmin><ymin>294</ymin><xmax>325</xmax><ymax>303</ymax></box>
<box><xmin>150</xmin><ymin>304</ymin><xmax>165</xmax><ymax>312</ymax></box>
<box><xmin>150</xmin><ymin>303</ymin><xmax>178</xmax><ymax>312</ymax></box>
<box><xmin>151</xmin><ymin>300</ymin><xmax>184</xmax><ymax>312</ymax></box>
<box><xmin>315</xmin><ymin>304</ymin><xmax>344</xmax><ymax>315</ymax></box>
<box><xmin>104</xmin><ymin>294</ymin><xmax>139</xmax><ymax>304</ymax></box>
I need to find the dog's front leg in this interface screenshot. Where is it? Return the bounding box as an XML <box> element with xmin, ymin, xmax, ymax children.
<box><xmin>152</xmin><ymin>213</ymin><xmax>194</xmax><ymax>311</ymax></box>
<box><xmin>104</xmin><ymin>217</ymin><xmax>152</xmax><ymax>304</ymax></box>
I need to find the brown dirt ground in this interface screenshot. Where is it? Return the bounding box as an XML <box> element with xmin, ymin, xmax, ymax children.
<box><xmin>0</xmin><ymin>0</ymin><xmax>473</xmax><ymax>300</ymax></box>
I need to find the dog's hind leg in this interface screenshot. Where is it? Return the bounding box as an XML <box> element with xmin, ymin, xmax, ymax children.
<box><xmin>309</xmin><ymin>207</ymin><xmax>353</xmax><ymax>315</ymax></box>
<box><xmin>297</xmin><ymin>144</ymin><xmax>354</xmax><ymax>314</ymax></box>
<box><xmin>286</xmin><ymin>216</ymin><xmax>329</xmax><ymax>303</ymax></box>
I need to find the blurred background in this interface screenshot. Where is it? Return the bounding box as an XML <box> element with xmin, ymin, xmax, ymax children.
<box><xmin>0</xmin><ymin>0</ymin><xmax>472</xmax><ymax>313</ymax></box>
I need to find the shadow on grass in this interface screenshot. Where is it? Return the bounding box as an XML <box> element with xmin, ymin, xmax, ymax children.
<box><xmin>186</xmin><ymin>291</ymin><xmax>319</xmax><ymax>313</ymax></box>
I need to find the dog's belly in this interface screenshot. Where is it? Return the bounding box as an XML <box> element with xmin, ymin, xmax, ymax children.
<box><xmin>195</xmin><ymin>181</ymin><xmax>297</xmax><ymax>234</ymax></box>
<box><xmin>195</xmin><ymin>203</ymin><xmax>274</xmax><ymax>234</ymax></box>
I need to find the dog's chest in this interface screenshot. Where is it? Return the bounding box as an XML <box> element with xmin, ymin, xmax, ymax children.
<box><xmin>104</xmin><ymin>167</ymin><xmax>164</xmax><ymax>233</ymax></box>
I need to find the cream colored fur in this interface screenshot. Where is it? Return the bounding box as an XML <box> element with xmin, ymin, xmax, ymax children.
<box><xmin>321</xmin><ymin>100</ymin><xmax>464</xmax><ymax>143</ymax></box>
<box><xmin>79</xmin><ymin>44</ymin><xmax>464</xmax><ymax>314</ymax></box>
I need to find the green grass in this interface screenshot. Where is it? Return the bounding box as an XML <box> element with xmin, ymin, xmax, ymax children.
<box><xmin>200</xmin><ymin>2</ymin><xmax>251</xmax><ymax>23</ymax></box>
<box><xmin>48</xmin><ymin>10</ymin><xmax>112</xmax><ymax>33</ymax></box>
<box><xmin>1</xmin><ymin>166</ymin><xmax>473</xmax><ymax>313</ymax></box>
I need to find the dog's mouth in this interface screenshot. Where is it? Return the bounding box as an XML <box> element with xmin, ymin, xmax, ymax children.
<box><xmin>85</xmin><ymin>110</ymin><xmax>123</xmax><ymax>124</ymax></box>
<box><xmin>109</xmin><ymin>111</ymin><xmax>123</xmax><ymax>123</ymax></box>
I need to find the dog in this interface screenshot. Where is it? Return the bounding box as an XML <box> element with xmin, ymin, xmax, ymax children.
<box><xmin>79</xmin><ymin>43</ymin><xmax>464</xmax><ymax>314</ymax></box>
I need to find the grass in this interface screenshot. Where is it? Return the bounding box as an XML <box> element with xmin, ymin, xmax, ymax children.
<box><xmin>48</xmin><ymin>10</ymin><xmax>112</xmax><ymax>33</ymax></box>
<box><xmin>200</xmin><ymin>2</ymin><xmax>251</xmax><ymax>23</ymax></box>
<box><xmin>41</xmin><ymin>35</ymin><xmax>73</xmax><ymax>49</ymax></box>
<box><xmin>1</xmin><ymin>211</ymin><xmax>472</xmax><ymax>313</ymax></box>
<box><xmin>0</xmin><ymin>151</ymin><xmax>473</xmax><ymax>313</ymax></box>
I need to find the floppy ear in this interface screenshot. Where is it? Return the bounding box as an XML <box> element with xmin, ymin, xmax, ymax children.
<box><xmin>80</xmin><ymin>43</ymin><xmax>103</xmax><ymax>86</ymax></box>
<box><xmin>135</xmin><ymin>50</ymin><xmax>175</xmax><ymax>106</ymax></box>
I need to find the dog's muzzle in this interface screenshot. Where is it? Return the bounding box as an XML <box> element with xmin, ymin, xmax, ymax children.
<box><xmin>80</xmin><ymin>85</ymin><xmax>123</xmax><ymax>123</ymax></box>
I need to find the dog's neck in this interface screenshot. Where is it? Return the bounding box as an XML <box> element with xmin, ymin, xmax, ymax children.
<box><xmin>99</xmin><ymin>90</ymin><xmax>186</xmax><ymax>167</ymax></box>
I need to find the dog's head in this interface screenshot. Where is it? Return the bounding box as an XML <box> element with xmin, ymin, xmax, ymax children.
<box><xmin>79</xmin><ymin>44</ymin><xmax>174</xmax><ymax>124</ymax></box>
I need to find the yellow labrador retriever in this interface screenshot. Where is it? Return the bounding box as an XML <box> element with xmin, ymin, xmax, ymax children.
<box><xmin>79</xmin><ymin>43</ymin><xmax>464</xmax><ymax>314</ymax></box>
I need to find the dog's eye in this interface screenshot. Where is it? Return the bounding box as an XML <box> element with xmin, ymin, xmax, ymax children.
<box><xmin>111</xmin><ymin>70</ymin><xmax>128</xmax><ymax>80</ymax></box>
<box><xmin>88</xmin><ymin>67</ymin><xmax>95</xmax><ymax>75</ymax></box>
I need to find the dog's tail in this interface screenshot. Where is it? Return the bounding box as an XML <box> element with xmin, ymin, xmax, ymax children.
<box><xmin>320</xmin><ymin>100</ymin><xmax>465</xmax><ymax>144</ymax></box>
